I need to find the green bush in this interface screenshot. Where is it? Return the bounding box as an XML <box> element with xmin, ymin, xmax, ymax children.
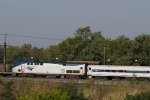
<box><xmin>0</xmin><ymin>81</ymin><xmax>16</xmax><ymax>100</ymax></box>
<box><xmin>59</xmin><ymin>83</ymin><xmax>87</xmax><ymax>100</ymax></box>
<box><xmin>18</xmin><ymin>83</ymin><xmax>87</xmax><ymax>100</ymax></box>
<box><xmin>124</xmin><ymin>91</ymin><xmax>150</xmax><ymax>100</ymax></box>
<box><xmin>18</xmin><ymin>90</ymin><xmax>69</xmax><ymax>100</ymax></box>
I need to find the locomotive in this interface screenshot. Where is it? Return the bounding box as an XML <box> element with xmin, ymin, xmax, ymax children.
<box><xmin>12</xmin><ymin>62</ymin><xmax>150</xmax><ymax>79</ymax></box>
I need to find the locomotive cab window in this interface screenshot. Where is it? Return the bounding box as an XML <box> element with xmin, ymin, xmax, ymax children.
<box><xmin>35</xmin><ymin>63</ymin><xmax>39</xmax><ymax>65</ymax></box>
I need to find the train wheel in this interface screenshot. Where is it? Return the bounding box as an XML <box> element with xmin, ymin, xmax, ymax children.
<box><xmin>107</xmin><ymin>76</ymin><xmax>113</xmax><ymax>80</ymax></box>
<box><xmin>56</xmin><ymin>75</ymin><xmax>61</xmax><ymax>78</ymax></box>
<box><xmin>16</xmin><ymin>73</ymin><xmax>20</xmax><ymax>77</ymax></box>
<box><xmin>88</xmin><ymin>76</ymin><xmax>92</xmax><ymax>79</ymax></box>
<box><xmin>61</xmin><ymin>75</ymin><xmax>66</xmax><ymax>78</ymax></box>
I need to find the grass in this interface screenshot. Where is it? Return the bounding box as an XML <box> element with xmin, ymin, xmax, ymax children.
<box><xmin>0</xmin><ymin>78</ymin><xmax>150</xmax><ymax>100</ymax></box>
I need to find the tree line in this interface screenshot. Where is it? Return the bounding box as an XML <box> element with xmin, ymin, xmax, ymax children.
<box><xmin>0</xmin><ymin>26</ymin><xmax>150</xmax><ymax>66</ymax></box>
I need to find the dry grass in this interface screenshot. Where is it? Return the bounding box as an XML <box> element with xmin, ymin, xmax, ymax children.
<box><xmin>1</xmin><ymin>79</ymin><xmax>150</xmax><ymax>100</ymax></box>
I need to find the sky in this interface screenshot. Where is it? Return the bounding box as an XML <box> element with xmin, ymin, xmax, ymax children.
<box><xmin>0</xmin><ymin>0</ymin><xmax>150</xmax><ymax>48</ymax></box>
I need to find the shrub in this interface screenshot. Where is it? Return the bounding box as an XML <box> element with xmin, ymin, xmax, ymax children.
<box><xmin>0</xmin><ymin>81</ymin><xmax>16</xmax><ymax>100</ymax></box>
<box><xmin>18</xmin><ymin>82</ymin><xmax>87</xmax><ymax>100</ymax></box>
<box><xmin>18</xmin><ymin>90</ymin><xmax>69</xmax><ymax>100</ymax></box>
<box><xmin>59</xmin><ymin>83</ymin><xmax>87</xmax><ymax>100</ymax></box>
<box><xmin>124</xmin><ymin>91</ymin><xmax>150</xmax><ymax>100</ymax></box>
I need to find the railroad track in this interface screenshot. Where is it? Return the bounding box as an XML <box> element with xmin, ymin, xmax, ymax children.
<box><xmin>0</xmin><ymin>77</ymin><xmax>133</xmax><ymax>85</ymax></box>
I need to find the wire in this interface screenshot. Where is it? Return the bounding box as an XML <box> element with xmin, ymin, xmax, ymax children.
<box><xmin>0</xmin><ymin>34</ymin><xmax>62</xmax><ymax>40</ymax></box>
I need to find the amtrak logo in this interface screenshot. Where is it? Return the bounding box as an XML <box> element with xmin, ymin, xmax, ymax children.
<box><xmin>26</xmin><ymin>66</ymin><xmax>34</xmax><ymax>71</ymax></box>
<box><xmin>61</xmin><ymin>69</ymin><xmax>65</xmax><ymax>73</ymax></box>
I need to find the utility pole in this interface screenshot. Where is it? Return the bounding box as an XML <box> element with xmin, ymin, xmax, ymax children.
<box><xmin>4</xmin><ymin>34</ymin><xmax>7</xmax><ymax>72</ymax></box>
<box><xmin>103</xmin><ymin>46</ymin><xmax>106</xmax><ymax>65</ymax></box>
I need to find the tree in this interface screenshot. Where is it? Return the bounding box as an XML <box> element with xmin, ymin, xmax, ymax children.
<box><xmin>74</xmin><ymin>26</ymin><xmax>92</xmax><ymax>41</ymax></box>
<box><xmin>45</xmin><ymin>45</ymin><xmax>61</xmax><ymax>62</ymax></box>
<box><xmin>133</xmin><ymin>34</ymin><xmax>150</xmax><ymax>66</ymax></box>
<box><xmin>73</xmin><ymin>26</ymin><xmax>106</xmax><ymax>61</ymax></box>
<box><xmin>106</xmin><ymin>35</ymin><xmax>133</xmax><ymax>65</ymax></box>
<box><xmin>9</xmin><ymin>44</ymin><xmax>33</xmax><ymax>63</ymax></box>
<box><xmin>31</xmin><ymin>47</ymin><xmax>45</xmax><ymax>62</ymax></box>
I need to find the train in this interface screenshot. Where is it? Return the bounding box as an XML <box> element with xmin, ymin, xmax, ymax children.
<box><xmin>12</xmin><ymin>62</ymin><xmax>150</xmax><ymax>79</ymax></box>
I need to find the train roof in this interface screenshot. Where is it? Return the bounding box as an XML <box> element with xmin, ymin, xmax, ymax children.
<box><xmin>89</xmin><ymin>65</ymin><xmax>150</xmax><ymax>67</ymax></box>
<box><xmin>13</xmin><ymin>62</ymin><xmax>85</xmax><ymax>68</ymax></box>
<box><xmin>67</xmin><ymin>61</ymin><xmax>100</xmax><ymax>65</ymax></box>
